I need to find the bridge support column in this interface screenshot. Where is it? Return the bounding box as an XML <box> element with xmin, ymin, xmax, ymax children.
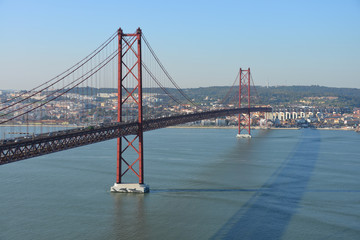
<box><xmin>237</xmin><ymin>68</ymin><xmax>251</xmax><ymax>138</ymax></box>
<box><xmin>111</xmin><ymin>28</ymin><xmax>149</xmax><ymax>193</ymax></box>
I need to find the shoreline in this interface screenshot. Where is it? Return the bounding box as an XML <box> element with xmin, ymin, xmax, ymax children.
<box><xmin>0</xmin><ymin>125</ymin><xmax>355</xmax><ymax>131</ymax></box>
<box><xmin>167</xmin><ymin>126</ymin><xmax>356</xmax><ymax>131</ymax></box>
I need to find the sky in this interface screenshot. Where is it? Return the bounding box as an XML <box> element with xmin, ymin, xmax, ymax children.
<box><xmin>0</xmin><ymin>0</ymin><xmax>359</xmax><ymax>90</ymax></box>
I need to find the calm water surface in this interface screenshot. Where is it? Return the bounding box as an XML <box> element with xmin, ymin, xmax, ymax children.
<box><xmin>1</xmin><ymin>128</ymin><xmax>359</xmax><ymax>239</ymax></box>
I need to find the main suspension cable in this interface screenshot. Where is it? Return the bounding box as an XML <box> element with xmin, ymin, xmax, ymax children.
<box><xmin>0</xmin><ymin>50</ymin><xmax>118</xmax><ymax>123</ymax></box>
<box><xmin>250</xmin><ymin>72</ymin><xmax>260</xmax><ymax>103</ymax></box>
<box><xmin>2</xmin><ymin>31</ymin><xmax>118</xmax><ymax>105</ymax></box>
<box><xmin>220</xmin><ymin>70</ymin><xmax>240</xmax><ymax>105</ymax></box>
<box><xmin>142</xmin><ymin>62</ymin><xmax>183</xmax><ymax>105</ymax></box>
<box><xmin>0</xmin><ymin>32</ymin><xmax>118</xmax><ymax>112</ymax></box>
<box><xmin>142</xmin><ymin>33</ymin><xmax>200</xmax><ymax>109</ymax></box>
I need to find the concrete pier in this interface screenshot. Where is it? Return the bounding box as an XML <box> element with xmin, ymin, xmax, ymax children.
<box><xmin>236</xmin><ymin>134</ymin><xmax>252</xmax><ymax>138</ymax></box>
<box><xmin>110</xmin><ymin>183</ymin><xmax>150</xmax><ymax>193</ymax></box>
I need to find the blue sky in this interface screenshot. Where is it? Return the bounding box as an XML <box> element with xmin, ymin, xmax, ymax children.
<box><xmin>0</xmin><ymin>0</ymin><xmax>359</xmax><ymax>90</ymax></box>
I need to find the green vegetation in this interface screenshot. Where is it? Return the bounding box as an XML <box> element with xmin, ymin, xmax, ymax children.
<box><xmin>183</xmin><ymin>85</ymin><xmax>360</xmax><ymax>108</ymax></box>
<box><xmin>63</xmin><ymin>85</ymin><xmax>360</xmax><ymax>109</ymax></box>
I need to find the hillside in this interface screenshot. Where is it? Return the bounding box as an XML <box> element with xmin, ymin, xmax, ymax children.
<box><xmin>3</xmin><ymin>85</ymin><xmax>359</xmax><ymax>109</ymax></box>
<box><xmin>183</xmin><ymin>85</ymin><xmax>360</xmax><ymax>108</ymax></box>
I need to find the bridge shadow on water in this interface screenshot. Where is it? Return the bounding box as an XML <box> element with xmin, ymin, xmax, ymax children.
<box><xmin>208</xmin><ymin>129</ymin><xmax>321</xmax><ymax>240</ymax></box>
<box><xmin>108</xmin><ymin>128</ymin><xmax>360</xmax><ymax>239</ymax></box>
<box><xmin>150</xmin><ymin>188</ymin><xmax>360</xmax><ymax>194</ymax></box>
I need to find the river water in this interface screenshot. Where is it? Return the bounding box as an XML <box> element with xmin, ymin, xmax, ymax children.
<box><xmin>1</xmin><ymin>128</ymin><xmax>359</xmax><ymax>239</ymax></box>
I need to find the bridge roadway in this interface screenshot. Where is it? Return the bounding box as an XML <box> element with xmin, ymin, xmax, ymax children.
<box><xmin>0</xmin><ymin>107</ymin><xmax>271</xmax><ymax>165</ymax></box>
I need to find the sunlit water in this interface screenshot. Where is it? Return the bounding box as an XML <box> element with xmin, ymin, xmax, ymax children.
<box><xmin>1</xmin><ymin>128</ymin><xmax>359</xmax><ymax>239</ymax></box>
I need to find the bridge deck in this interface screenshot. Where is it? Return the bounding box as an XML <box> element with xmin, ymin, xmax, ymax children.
<box><xmin>0</xmin><ymin>107</ymin><xmax>271</xmax><ymax>165</ymax></box>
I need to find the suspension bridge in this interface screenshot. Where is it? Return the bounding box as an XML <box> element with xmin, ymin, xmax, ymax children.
<box><xmin>0</xmin><ymin>28</ymin><xmax>271</xmax><ymax>192</ymax></box>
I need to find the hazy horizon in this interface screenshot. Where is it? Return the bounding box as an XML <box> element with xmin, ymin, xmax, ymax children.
<box><xmin>2</xmin><ymin>84</ymin><xmax>360</xmax><ymax>92</ymax></box>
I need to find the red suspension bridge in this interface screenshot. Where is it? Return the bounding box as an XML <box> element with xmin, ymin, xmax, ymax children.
<box><xmin>0</xmin><ymin>28</ymin><xmax>271</xmax><ymax>192</ymax></box>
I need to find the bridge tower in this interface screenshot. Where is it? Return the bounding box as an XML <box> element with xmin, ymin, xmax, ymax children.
<box><xmin>111</xmin><ymin>28</ymin><xmax>149</xmax><ymax>193</ymax></box>
<box><xmin>237</xmin><ymin>68</ymin><xmax>252</xmax><ymax>138</ymax></box>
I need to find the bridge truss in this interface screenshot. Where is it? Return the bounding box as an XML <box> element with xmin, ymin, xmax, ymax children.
<box><xmin>0</xmin><ymin>107</ymin><xmax>271</xmax><ymax>165</ymax></box>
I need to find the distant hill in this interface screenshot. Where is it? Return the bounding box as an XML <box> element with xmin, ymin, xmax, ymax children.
<box><xmin>181</xmin><ymin>85</ymin><xmax>360</xmax><ymax>108</ymax></box>
<box><xmin>255</xmin><ymin>85</ymin><xmax>360</xmax><ymax>108</ymax></box>
<box><xmin>2</xmin><ymin>85</ymin><xmax>359</xmax><ymax>108</ymax></box>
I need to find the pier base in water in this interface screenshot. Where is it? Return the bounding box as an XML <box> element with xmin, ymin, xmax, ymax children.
<box><xmin>236</xmin><ymin>134</ymin><xmax>252</xmax><ymax>138</ymax></box>
<box><xmin>110</xmin><ymin>183</ymin><xmax>150</xmax><ymax>193</ymax></box>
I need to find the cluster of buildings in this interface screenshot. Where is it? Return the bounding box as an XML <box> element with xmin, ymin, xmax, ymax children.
<box><xmin>0</xmin><ymin>90</ymin><xmax>359</xmax><ymax>130</ymax></box>
<box><xmin>268</xmin><ymin>107</ymin><xmax>360</xmax><ymax>129</ymax></box>
<box><xmin>0</xmin><ymin>91</ymin><xmax>164</xmax><ymax>126</ymax></box>
<box><xmin>196</xmin><ymin>107</ymin><xmax>360</xmax><ymax>129</ymax></box>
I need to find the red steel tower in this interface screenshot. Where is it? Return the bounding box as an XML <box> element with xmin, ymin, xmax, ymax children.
<box><xmin>237</xmin><ymin>68</ymin><xmax>252</xmax><ymax>138</ymax></box>
<box><xmin>111</xmin><ymin>28</ymin><xmax>149</xmax><ymax>193</ymax></box>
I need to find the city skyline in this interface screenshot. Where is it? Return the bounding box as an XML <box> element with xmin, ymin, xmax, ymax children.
<box><xmin>0</xmin><ymin>0</ymin><xmax>359</xmax><ymax>90</ymax></box>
